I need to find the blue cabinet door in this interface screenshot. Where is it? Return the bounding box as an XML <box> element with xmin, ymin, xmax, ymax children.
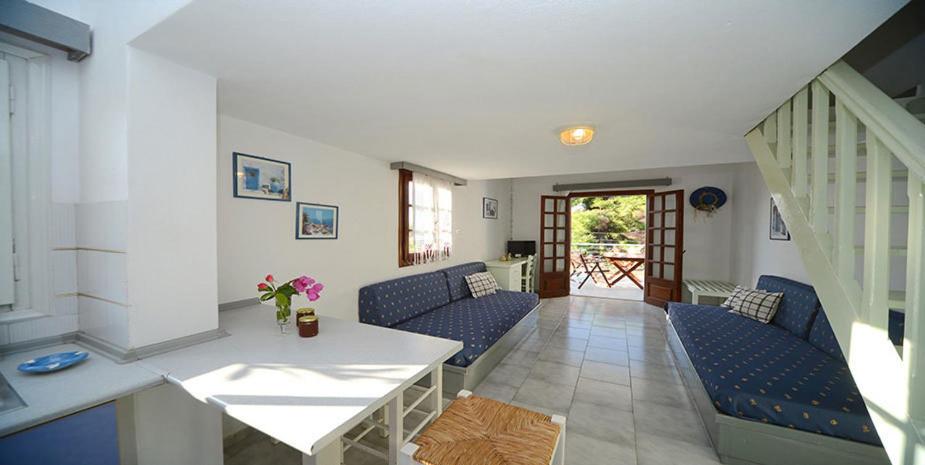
<box><xmin>0</xmin><ymin>402</ymin><xmax>120</xmax><ymax>465</ymax></box>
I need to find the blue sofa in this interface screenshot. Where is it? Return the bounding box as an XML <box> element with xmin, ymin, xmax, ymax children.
<box><xmin>359</xmin><ymin>262</ymin><xmax>540</xmax><ymax>391</ymax></box>
<box><xmin>667</xmin><ymin>275</ymin><xmax>889</xmax><ymax>465</ymax></box>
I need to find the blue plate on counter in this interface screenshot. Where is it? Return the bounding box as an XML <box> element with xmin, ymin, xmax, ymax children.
<box><xmin>17</xmin><ymin>351</ymin><xmax>89</xmax><ymax>374</ymax></box>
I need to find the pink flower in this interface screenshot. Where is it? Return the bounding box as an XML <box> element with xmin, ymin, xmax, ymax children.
<box><xmin>305</xmin><ymin>282</ymin><xmax>324</xmax><ymax>301</ymax></box>
<box><xmin>292</xmin><ymin>275</ymin><xmax>314</xmax><ymax>293</ymax></box>
<box><xmin>265</xmin><ymin>274</ymin><xmax>274</xmax><ymax>283</ymax></box>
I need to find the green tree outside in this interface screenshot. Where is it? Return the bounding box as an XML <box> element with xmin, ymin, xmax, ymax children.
<box><xmin>571</xmin><ymin>195</ymin><xmax>646</xmax><ymax>254</ymax></box>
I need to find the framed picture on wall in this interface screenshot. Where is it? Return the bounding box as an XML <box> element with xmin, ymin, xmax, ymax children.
<box><xmin>483</xmin><ymin>197</ymin><xmax>498</xmax><ymax>219</ymax></box>
<box><xmin>233</xmin><ymin>152</ymin><xmax>291</xmax><ymax>201</ymax></box>
<box><xmin>769</xmin><ymin>198</ymin><xmax>790</xmax><ymax>241</ymax></box>
<box><xmin>296</xmin><ymin>202</ymin><xmax>339</xmax><ymax>239</ymax></box>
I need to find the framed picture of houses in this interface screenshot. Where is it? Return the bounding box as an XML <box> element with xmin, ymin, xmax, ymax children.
<box><xmin>296</xmin><ymin>202</ymin><xmax>339</xmax><ymax>239</ymax></box>
<box><xmin>233</xmin><ymin>152</ymin><xmax>291</xmax><ymax>201</ymax></box>
<box><xmin>483</xmin><ymin>197</ymin><xmax>498</xmax><ymax>219</ymax></box>
<box><xmin>769</xmin><ymin>198</ymin><xmax>790</xmax><ymax>241</ymax></box>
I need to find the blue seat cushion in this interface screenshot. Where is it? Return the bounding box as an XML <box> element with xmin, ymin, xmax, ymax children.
<box><xmin>441</xmin><ymin>262</ymin><xmax>487</xmax><ymax>301</ymax></box>
<box><xmin>358</xmin><ymin>272</ymin><xmax>450</xmax><ymax>327</ymax></box>
<box><xmin>757</xmin><ymin>275</ymin><xmax>821</xmax><ymax>339</ymax></box>
<box><xmin>668</xmin><ymin>303</ymin><xmax>881</xmax><ymax>446</ymax></box>
<box><xmin>394</xmin><ymin>290</ymin><xmax>539</xmax><ymax>367</ymax></box>
<box><xmin>808</xmin><ymin>310</ymin><xmax>845</xmax><ymax>362</ymax></box>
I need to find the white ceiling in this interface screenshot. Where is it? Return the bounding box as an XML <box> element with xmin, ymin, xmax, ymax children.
<box><xmin>133</xmin><ymin>0</ymin><xmax>906</xmax><ymax>180</ymax></box>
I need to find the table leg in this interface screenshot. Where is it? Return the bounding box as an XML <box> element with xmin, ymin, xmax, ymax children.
<box><xmin>431</xmin><ymin>364</ymin><xmax>443</xmax><ymax>416</ymax></box>
<box><xmin>692</xmin><ymin>292</ymin><xmax>700</xmax><ymax>305</ymax></box>
<box><xmin>301</xmin><ymin>439</ymin><xmax>343</xmax><ymax>465</ymax></box>
<box><xmin>388</xmin><ymin>390</ymin><xmax>404</xmax><ymax>465</ymax></box>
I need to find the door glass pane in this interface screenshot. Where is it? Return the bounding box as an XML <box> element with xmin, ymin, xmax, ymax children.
<box><xmin>557</xmin><ymin>199</ymin><xmax>566</xmax><ymax>211</ymax></box>
<box><xmin>555</xmin><ymin>244</ymin><xmax>565</xmax><ymax>257</ymax></box>
<box><xmin>544</xmin><ymin>214</ymin><xmax>554</xmax><ymax>226</ymax></box>
<box><xmin>555</xmin><ymin>258</ymin><xmax>565</xmax><ymax>271</ymax></box>
<box><xmin>665</xmin><ymin>194</ymin><xmax>676</xmax><ymax>210</ymax></box>
<box><xmin>544</xmin><ymin>198</ymin><xmax>554</xmax><ymax>211</ymax></box>
<box><xmin>652</xmin><ymin>214</ymin><xmax>661</xmax><ymax>228</ymax></box>
<box><xmin>544</xmin><ymin>259</ymin><xmax>553</xmax><ymax>270</ymax></box>
<box><xmin>664</xmin><ymin>264</ymin><xmax>675</xmax><ymax>279</ymax></box>
<box><xmin>557</xmin><ymin>214</ymin><xmax>566</xmax><ymax>226</ymax></box>
<box><xmin>544</xmin><ymin>244</ymin><xmax>553</xmax><ymax>257</ymax></box>
<box><xmin>651</xmin><ymin>263</ymin><xmax>661</xmax><ymax>278</ymax></box>
<box><xmin>665</xmin><ymin>212</ymin><xmax>676</xmax><ymax>228</ymax></box>
<box><xmin>652</xmin><ymin>247</ymin><xmax>660</xmax><ymax>261</ymax></box>
<box><xmin>654</xmin><ymin>196</ymin><xmax>663</xmax><ymax>210</ymax></box>
<box><xmin>556</xmin><ymin>229</ymin><xmax>566</xmax><ymax>242</ymax></box>
<box><xmin>665</xmin><ymin>230</ymin><xmax>676</xmax><ymax>244</ymax></box>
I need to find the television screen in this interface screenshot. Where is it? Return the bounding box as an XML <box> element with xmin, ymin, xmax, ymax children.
<box><xmin>507</xmin><ymin>241</ymin><xmax>536</xmax><ymax>257</ymax></box>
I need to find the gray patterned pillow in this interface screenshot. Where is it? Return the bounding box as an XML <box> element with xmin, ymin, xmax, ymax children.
<box><xmin>722</xmin><ymin>286</ymin><xmax>784</xmax><ymax>324</ymax></box>
<box><xmin>464</xmin><ymin>272</ymin><xmax>499</xmax><ymax>298</ymax></box>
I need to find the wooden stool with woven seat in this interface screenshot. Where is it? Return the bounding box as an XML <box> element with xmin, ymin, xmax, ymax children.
<box><xmin>400</xmin><ymin>390</ymin><xmax>566</xmax><ymax>465</ymax></box>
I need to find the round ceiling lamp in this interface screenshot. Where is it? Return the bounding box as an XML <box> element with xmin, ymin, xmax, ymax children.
<box><xmin>559</xmin><ymin>126</ymin><xmax>595</xmax><ymax>146</ymax></box>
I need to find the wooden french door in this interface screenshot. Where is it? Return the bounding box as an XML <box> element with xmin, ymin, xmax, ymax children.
<box><xmin>538</xmin><ymin>195</ymin><xmax>570</xmax><ymax>298</ymax></box>
<box><xmin>644</xmin><ymin>190</ymin><xmax>684</xmax><ymax>307</ymax></box>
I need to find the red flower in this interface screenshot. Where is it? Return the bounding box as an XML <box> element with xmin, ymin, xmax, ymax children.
<box><xmin>265</xmin><ymin>274</ymin><xmax>274</xmax><ymax>283</ymax></box>
<box><xmin>257</xmin><ymin>283</ymin><xmax>269</xmax><ymax>291</ymax></box>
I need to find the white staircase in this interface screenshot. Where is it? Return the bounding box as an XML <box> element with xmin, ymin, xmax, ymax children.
<box><xmin>745</xmin><ymin>61</ymin><xmax>925</xmax><ymax>465</ymax></box>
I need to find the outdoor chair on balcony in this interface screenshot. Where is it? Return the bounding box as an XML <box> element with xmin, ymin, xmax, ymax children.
<box><xmin>572</xmin><ymin>253</ymin><xmax>612</xmax><ymax>289</ymax></box>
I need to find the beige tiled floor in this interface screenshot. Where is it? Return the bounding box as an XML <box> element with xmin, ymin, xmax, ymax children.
<box><xmin>473</xmin><ymin>295</ymin><xmax>721</xmax><ymax>465</ymax></box>
<box><xmin>226</xmin><ymin>296</ymin><xmax>721</xmax><ymax>465</ymax></box>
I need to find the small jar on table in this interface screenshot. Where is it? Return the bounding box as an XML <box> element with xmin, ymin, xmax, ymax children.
<box><xmin>298</xmin><ymin>315</ymin><xmax>319</xmax><ymax>338</ymax></box>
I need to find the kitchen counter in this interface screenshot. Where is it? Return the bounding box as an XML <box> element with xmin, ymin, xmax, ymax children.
<box><xmin>0</xmin><ymin>343</ymin><xmax>163</xmax><ymax>436</ymax></box>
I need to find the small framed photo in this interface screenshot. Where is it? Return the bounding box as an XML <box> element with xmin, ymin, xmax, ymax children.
<box><xmin>296</xmin><ymin>202</ymin><xmax>339</xmax><ymax>240</ymax></box>
<box><xmin>233</xmin><ymin>152</ymin><xmax>291</xmax><ymax>201</ymax></box>
<box><xmin>483</xmin><ymin>197</ymin><xmax>498</xmax><ymax>219</ymax></box>
<box><xmin>770</xmin><ymin>198</ymin><xmax>790</xmax><ymax>241</ymax></box>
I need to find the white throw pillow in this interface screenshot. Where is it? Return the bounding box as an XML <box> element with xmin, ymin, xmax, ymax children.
<box><xmin>465</xmin><ymin>272</ymin><xmax>499</xmax><ymax>298</ymax></box>
<box><xmin>722</xmin><ymin>286</ymin><xmax>784</xmax><ymax>324</ymax></box>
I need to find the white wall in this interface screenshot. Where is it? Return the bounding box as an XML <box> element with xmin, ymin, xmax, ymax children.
<box><xmin>126</xmin><ymin>49</ymin><xmax>218</xmax><ymax>347</ymax></box>
<box><xmin>730</xmin><ymin>162</ymin><xmax>809</xmax><ymax>286</ymax></box>
<box><xmin>511</xmin><ymin>164</ymin><xmax>741</xmax><ymax>283</ymax></box>
<box><xmin>217</xmin><ymin>115</ymin><xmax>512</xmax><ymax>320</ymax></box>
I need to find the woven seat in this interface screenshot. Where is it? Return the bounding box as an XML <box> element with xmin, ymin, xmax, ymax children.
<box><xmin>410</xmin><ymin>395</ymin><xmax>563</xmax><ymax>465</ymax></box>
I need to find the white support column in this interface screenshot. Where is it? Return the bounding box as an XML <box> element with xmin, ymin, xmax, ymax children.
<box><xmin>431</xmin><ymin>364</ymin><xmax>443</xmax><ymax>417</ymax></box>
<box><xmin>388</xmin><ymin>390</ymin><xmax>404</xmax><ymax>465</ymax></box>
<box><xmin>764</xmin><ymin>112</ymin><xmax>777</xmax><ymax>144</ymax></box>
<box><xmin>792</xmin><ymin>87</ymin><xmax>809</xmax><ymax>200</ymax></box>
<box><xmin>777</xmin><ymin>100</ymin><xmax>792</xmax><ymax>169</ymax></box>
<box><xmin>301</xmin><ymin>440</ymin><xmax>343</xmax><ymax>465</ymax></box>
<box><xmin>904</xmin><ymin>178</ymin><xmax>925</xmax><ymax>421</ymax></box>
<box><xmin>862</xmin><ymin>131</ymin><xmax>891</xmax><ymax>331</ymax></box>
<box><xmin>833</xmin><ymin>99</ymin><xmax>858</xmax><ymax>281</ymax></box>
<box><xmin>811</xmin><ymin>81</ymin><xmax>830</xmax><ymax>243</ymax></box>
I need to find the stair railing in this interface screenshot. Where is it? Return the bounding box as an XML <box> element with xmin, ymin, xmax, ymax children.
<box><xmin>745</xmin><ymin>61</ymin><xmax>925</xmax><ymax>465</ymax></box>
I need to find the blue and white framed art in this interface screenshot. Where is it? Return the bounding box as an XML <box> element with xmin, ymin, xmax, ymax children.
<box><xmin>296</xmin><ymin>202</ymin><xmax>339</xmax><ymax>240</ymax></box>
<box><xmin>233</xmin><ymin>152</ymin><xmax>291</xmax><ymax>201</ymax></box>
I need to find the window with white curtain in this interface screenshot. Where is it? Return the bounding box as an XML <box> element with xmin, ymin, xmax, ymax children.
<box><xmin>399</xmin><ymin>170</ymin><xmax>452</xmax><ymax>266</ymax></box>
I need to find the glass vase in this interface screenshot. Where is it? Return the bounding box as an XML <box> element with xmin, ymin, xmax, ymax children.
<box><xmin>276</xmin><ymin>304</ymin><xmax>292</xmax><ymax>334</ymax></box>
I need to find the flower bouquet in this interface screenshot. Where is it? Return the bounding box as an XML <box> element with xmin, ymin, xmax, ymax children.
<box><xmin>257</xmin><ymin>274</ymin><xmax>324</xmax><ymax>333</ymax></box>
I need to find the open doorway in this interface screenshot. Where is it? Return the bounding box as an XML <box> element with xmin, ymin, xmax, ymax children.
<box><xmin>568</xmin><ymin>191</ymin><xmax>648</xmax><ymax>301</ymax></box>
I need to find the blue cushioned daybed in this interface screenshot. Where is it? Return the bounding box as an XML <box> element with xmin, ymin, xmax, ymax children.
<box><xmin>666</xmin><ymin>275</ymin><xmax>889</xmax><ymax>465</ymax></box>
<box><xmin>359</xmin><ymin>262</ymin><xmax>540</xmax><ymax>393</ymax></box>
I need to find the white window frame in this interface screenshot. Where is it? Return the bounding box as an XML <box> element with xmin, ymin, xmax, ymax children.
<box><xmin>0</xmin><ymin>41</ymin><xmax>53</xmax><ymax>323</ymax></box>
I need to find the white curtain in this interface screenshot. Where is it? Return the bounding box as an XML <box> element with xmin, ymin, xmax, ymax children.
<box><xmin>411</xmin><ymin>172</ymin><xmax>453</xmax><ymax>264</ymax></box>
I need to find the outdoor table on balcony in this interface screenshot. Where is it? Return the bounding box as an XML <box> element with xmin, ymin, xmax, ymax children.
<box><xmin>142</xmin><ymin>305</ymin><xmax>462</xmax><ymax>465</ymax></box>
<box><xmin>603</xmin><ymin>255</ymin><xmax>645</xmax><ymax>289</ymax></box>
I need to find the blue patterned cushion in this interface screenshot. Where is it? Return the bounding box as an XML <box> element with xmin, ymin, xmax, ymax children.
<box><xmin>441</xmin><ymin>262</ymin><xmax>487</xmax><ymax>301</ymax></box>
<box><xmin>757</xmin><ymin>275</ymin><xmax>821</xmax><ymax>339</ymax></box>
<box><xmin>668</xmin><ymin>303</ymin><xmax>880</xmax><ymax>446</ymax></box>
<box><xmin>395</xmin><ymin>290</ymin><xmax>539</xmax><ymax>367</ymax></box>
<box><xmin>808</xmin><ymin>310</ymin><xmax>845</xmax><ymax>362</ymax></box>
<box><xmin>358</xmin><ymin>272</ymin><xmax>450</xmax><ymax>327</ymax></box>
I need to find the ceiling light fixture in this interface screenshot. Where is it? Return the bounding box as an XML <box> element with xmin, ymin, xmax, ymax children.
<box><xmin>559</xmin><ymin>126</ymin><xmax>595</xmax><ymax>146</ymax></box>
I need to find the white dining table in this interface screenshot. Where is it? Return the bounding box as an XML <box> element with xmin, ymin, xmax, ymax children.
<box><xmin>142</xmin><ymin>305</ymin><xmax>463</xmax><ymax>465</ymax></box>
